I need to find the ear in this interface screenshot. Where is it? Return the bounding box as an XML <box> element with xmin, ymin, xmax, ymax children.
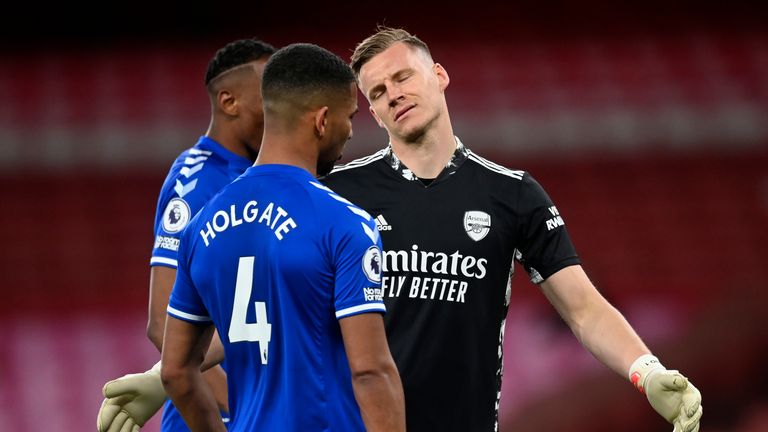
<box><xmin>369</xmin><ymin>105</ymin><xmax>385</xmax><ymax>128</ymax></box>
<box><xmin>434</xmin><ymin>63</ymin><xmax>450</xmax><ymax>92</ymax></box>
<box><xmin>217</xmin><ymin>89</ymin><xmax>238</xmax><ymax>116</ymax></box>
<box><xmin>314</xmin><ymin>106</ymin><xmax>329</xmax><ymax>138</ymax></box>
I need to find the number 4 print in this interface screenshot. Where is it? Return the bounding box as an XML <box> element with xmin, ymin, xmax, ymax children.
<box><xmin>228</xmin><ymin>256</ymin><xmax>272</xmax><ymax>364</ymax></box>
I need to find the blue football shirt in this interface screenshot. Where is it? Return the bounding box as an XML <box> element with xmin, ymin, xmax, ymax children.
<box><xmin>151</xmin><ymin>136</ymin><xmax>253</xmax><ymax>269</ymax></box>
<box><xmin>168</xmin><ymin>164</ymin><xmax>385</xmax><ymax>432</ymax></box>
<box><xmin>151</xmin><ymin>136</ymin><xmax>250</xmax><ymax>431</ymax></box>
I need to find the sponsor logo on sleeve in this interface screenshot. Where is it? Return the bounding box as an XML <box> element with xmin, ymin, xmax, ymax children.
<box><xmin>364</xmin><ymin>287</ymin><xmax>384</xmax><ymax>302</ymax></box>
<box><xmin>545</xmin><ymin>206</ymin><xmax>565</xmax><ymax>230</ymax></box>
<box><xmin>162</xmin><ymin>198</ymin><xmax>191</xmax><ymax>233</ymax></box>
<box><xmin>154</xmin><ymin>235</ymin><xmax>180</xmax><ymax>251</ymax></box>
<box><xmin>362</xmin><ymin>245</ymin><xmax>382</xmax><ymax>283</ymax></box>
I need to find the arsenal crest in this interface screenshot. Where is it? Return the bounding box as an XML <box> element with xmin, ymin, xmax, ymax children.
<box><xmin>464</xmin><ymin>211</ymin><xmax>491</xmax><ymax>241</ymax></box>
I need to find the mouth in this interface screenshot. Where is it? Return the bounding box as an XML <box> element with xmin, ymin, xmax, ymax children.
<box><xmin>394</xmin><ymin>104</ymin><xmax>415</xmax><ymax>122</ymax></box>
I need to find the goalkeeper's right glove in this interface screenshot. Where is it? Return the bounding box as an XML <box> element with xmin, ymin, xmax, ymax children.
<box><xmin>97</xmin><ymin>361</ymin><xmax>167</xmax><ymax>432</ymax></box>
<box><xmin>629</xmin><ymin>354</ymin><xmax>703</xmax><ymax>432</ymax></box>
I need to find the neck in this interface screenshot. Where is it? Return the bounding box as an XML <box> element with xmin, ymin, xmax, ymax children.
<box><xmin>206</xmin><ymin>121</ymin><xmax>253</xmax><ymax>161</ymax></box>
<box><xmin>254</xmin><ymin>132</ymin><xmax>318</xmax><ymax>177</ymax></box>
<box><xmin>390</xmin><ymin>118</ymin><xmax>456</xmax><ymax>179</ymax></box>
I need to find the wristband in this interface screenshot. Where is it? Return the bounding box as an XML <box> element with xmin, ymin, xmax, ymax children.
<box><xmin>628</xmin><ymin>354</ymin><xmax>665</xmax><ymax>394</ymax></box>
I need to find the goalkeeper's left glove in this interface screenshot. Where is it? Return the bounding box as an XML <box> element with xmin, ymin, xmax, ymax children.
<box><xmin>629</xmin><ymin>354</ymin><xmax>703</xmax><ymax>432</ymax></box>
<box><xmin>97</xmin><ymin>361</ymin><xmax>167</xmax><ymax>432</ymax></box>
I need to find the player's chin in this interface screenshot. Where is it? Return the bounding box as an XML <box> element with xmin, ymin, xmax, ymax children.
<box><xmin>401</xmin><ymin>125</ymin><xmax>427</xmax><ymax>143</ymax></box>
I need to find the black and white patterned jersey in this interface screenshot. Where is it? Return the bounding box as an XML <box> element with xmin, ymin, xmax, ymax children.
<box><xmin>321</xmin><ymin>138</ymin><xmax>581</xmax><ymax>432</ymax></box>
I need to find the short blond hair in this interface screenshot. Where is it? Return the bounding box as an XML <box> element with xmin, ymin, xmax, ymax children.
<box><xmin>350</xmin><ymin>26</ymin><xmax>431</xmax><ymax>77</ymax></box>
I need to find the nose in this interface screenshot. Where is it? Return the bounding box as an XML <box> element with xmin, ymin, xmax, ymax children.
<box><xmin>387</xmin><ymin>84</ymin><xmax>404</xmax><ymax>107</ymax></box>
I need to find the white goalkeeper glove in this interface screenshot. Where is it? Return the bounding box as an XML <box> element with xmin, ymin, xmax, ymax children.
<box><xmin>97</xmin><ymin>361</ymin><xmax>167</xmax><ymax>432</ymax></box>
<box><xmin>629</xmin><ymin>354</ymin><xmax>703</xmax><ymax>432</ymax></box>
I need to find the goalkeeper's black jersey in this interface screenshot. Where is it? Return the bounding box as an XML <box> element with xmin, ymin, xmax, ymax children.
<box><xmin>321</xmin><ymin>139</ymin><xmax>580</xmax><ymax>432</ymax></box>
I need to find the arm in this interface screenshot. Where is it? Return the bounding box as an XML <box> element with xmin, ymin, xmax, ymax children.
<box><xmin>97</xmin><ymin>262</ymin><xmax>227</xmax><ymax>432</ymax></box>
<box><xmin>147</xmin><ymin>266</ymin><xmax>176</xmax><ymax>350</ymax></box>
<box><xmin>339</xmin><ymin>313</ymin><xmax>405</xmax><ymax>432</ymax></box>
<box><xmin>541</xmin><ymin>264</ymin><xmax>702</xmax><ymax>431</ymax></box>
<box><xmin>539</xmin><ymin>264</ymin><xmax>648</xmax><ymax>376</ymax></box>
<box><xmin>147</xmin><ymin>266</ymin><xmax>228</xmax><ymax>412</ymax></box>
<box><xmin>161</xmin><ymin>316</ymin><xmax>226</xmax><ymax>432</ymax></box>
<box><xmin>97</xmin><ymin>336</ymin><xmax>226</xmax><ymax>432</ymax></box>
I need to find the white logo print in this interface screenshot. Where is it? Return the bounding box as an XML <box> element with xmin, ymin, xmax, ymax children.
<box><xmin>362</xmin><ymin>246</ymin><xmax>382</xmax><ymax>283</ymax></box>
<box><xmin>463</xmin><ymin>211</ymin><xmax>491</xmax><ymax>241</ymax></box>
<box><xmin>162</xmin><ymin>198</ymin><xmax>191</xmax><ymax>233</ymax></box>
<box><xmin>545</xmin><ymin>206</ymin><xmax>565</xmax><ymax>231</ymax></box>
<box><xmin>375</xmin><ymin>214</ymin><xmax>392</xmax><ymax>231</ymax></box>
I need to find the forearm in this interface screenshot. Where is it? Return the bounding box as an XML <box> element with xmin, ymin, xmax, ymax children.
<box><xmin>147</xmin><ymin>318</ymin><xmax>165</xmax><ymax>352</ymax></box>
<box><xmin>162</xmin><ymin>316</ymin><xmax>223</xmax><ymax>430</ymax></box>
<box><xmin>147</xmin><ymin>265</ymin><xmax>177</xmax><ymax>353</ymax></box>
<box><xmin>201</xmin><ymin>332</ymin><xmax>225</xmax><ymax>372</ymax></box>
<box><xmin>571</xmin><ymin>297</ymin><xmax>650</xmax><ymax>378</ymax></box>
<box><xmin>542</xmin><ymin>266</ymin><xmax>650</xmax><ymax>378</ymax></box>
<box><xmin>581</xmin><ymin>315</ymin><xmax>704</xmax><ymax>430</ymax></box>
<box><xmin>351</xmin><ymin>366</ymin><xmax>405</xmax><ymax>432</ymax></box>
<box><xmin>202</xmin><ymin>366</ymin><xmax>228</xmax><ymax>413</ymax></box>
<box><xmin>199</xmin><ymin>330</ymin><xmax>227</xmax><ymax>412</ymax></box>
<box><xmin>340</xmin><ymin>313</ymin><xmax>405</xmax><ymax>431</ymax></box>
<box><xmin>152</xmin><ymin>323</ymin><xmax>224</xmax><ymax>370</ymax></box>
<box><xmin>162</xmin><ymin>368</ymin><xmax>226</xmax><ymax>432</ymax></box>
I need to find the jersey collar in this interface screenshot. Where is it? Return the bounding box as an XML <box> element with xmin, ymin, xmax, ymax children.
<box><xmin>382</xmin><ymin>136</ymin><xmax>469</xmax><ymax>186</ymax></box>
<box><xmin>196</xmin><ymin>136</ymin><xmax>253</xmax><ymax>171</ymax></box>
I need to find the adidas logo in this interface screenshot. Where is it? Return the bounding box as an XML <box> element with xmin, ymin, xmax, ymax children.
<box><xmin>374</xmin><ymin>214</ymin><xmax>392</xmax><ymax>231</ymax></box>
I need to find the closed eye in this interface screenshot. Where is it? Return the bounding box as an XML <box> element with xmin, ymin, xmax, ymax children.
<box><xmin>395</xmin><ymin>72</ymin><xmax>412</xmax><ymax>83</ymax></box>
<box><xmin>368</xmin><ymin>84</ymin><xmax>385</xmax><ymax>101</ymax></box>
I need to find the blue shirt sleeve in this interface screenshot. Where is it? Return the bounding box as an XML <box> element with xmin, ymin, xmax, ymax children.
<box><xmin>331</xmin><ymin>209</ymin><xmax>386</xmax><ymax>319</ymax></box>
<box><xmin>167</xmin><ymin>229</ymin><xmax>211</xmax><ymax>324</ymax></box>
<box><xmin>150</xmin><ymin>156</ymin><xmax>227</xmax><ymax>269</ymax></box>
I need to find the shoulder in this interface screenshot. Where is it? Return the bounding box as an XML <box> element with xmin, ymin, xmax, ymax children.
<box><xmin>323</xmin><ymin>149</ymin><xmax>387</xmax><ymax>182</ymax></box>
<box><xmin>154</xmin><ymin>148</ymin><xmax>237</xmax><ymax>234</ymax></box>
<box><xmin>464</xmin><ymin>150</ymin><xmax>526</xmax><ymax>181</ymax></box>
<box><xmin>161</xmin><ymin>148</ymin><xmax>233</xmax><ymax>204</ymax></box>
<box><xmin>173</xmin><ymin>146</ymin><xmax>233</xmax><ymax>184</ymax></box>
<box><xmin>320</xmin><ymin>149</ymin><xmax>389</xmax><ymax>201</ymax></box>
<box><xmin>303</xmin><ymin>179</ymin><xmax>377</xmax><ymax>233</ymax></box>
<box><xmin>330</xmin><ymin>148</ymin><xmax>388</xmax><ymax>175</ymax></box>
<box><xmin>461</xmin><ymin>150</ymin><xmax>557</xmax><ymax>207</ymax></box>
<box><xmin>305</xmin><ymin>179</ymin><xmax>369</xmax><ymax>215</ymax></box>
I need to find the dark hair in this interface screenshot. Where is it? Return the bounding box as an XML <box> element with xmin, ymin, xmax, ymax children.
<box><xmin>205</xmin><ymin>38</ymin><xmax>276</xmax><ymax>86</ymax></box>
<box><xmin>350</xmin><ymin>26</ymin><xmax>430</xmax><ymax>77</ymax></box>
<box><xmin>262</xmin><ymin>43</ymin><xmax>355</xmax><ymax>104</ymax></box>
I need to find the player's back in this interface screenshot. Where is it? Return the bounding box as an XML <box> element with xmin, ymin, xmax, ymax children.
<box><xmin>171</xmin><ymin>164</ymin><xmax>384</xmax><ymax>431</ymax></box>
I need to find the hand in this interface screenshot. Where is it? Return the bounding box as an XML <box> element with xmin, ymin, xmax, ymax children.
<box><xmin>630</xmin><ymin>355</ymin><xmax>703</xmax><ymax>432</ymax></box>
<box><xmin>645</xmin><ymin>369</ymin><xmax>702</xmax><ymax>432</ymax></box>
<box><xmin>97</xmin><ymin>362</ymin><xmax>167</xmax><ymax>432</ymax></box>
